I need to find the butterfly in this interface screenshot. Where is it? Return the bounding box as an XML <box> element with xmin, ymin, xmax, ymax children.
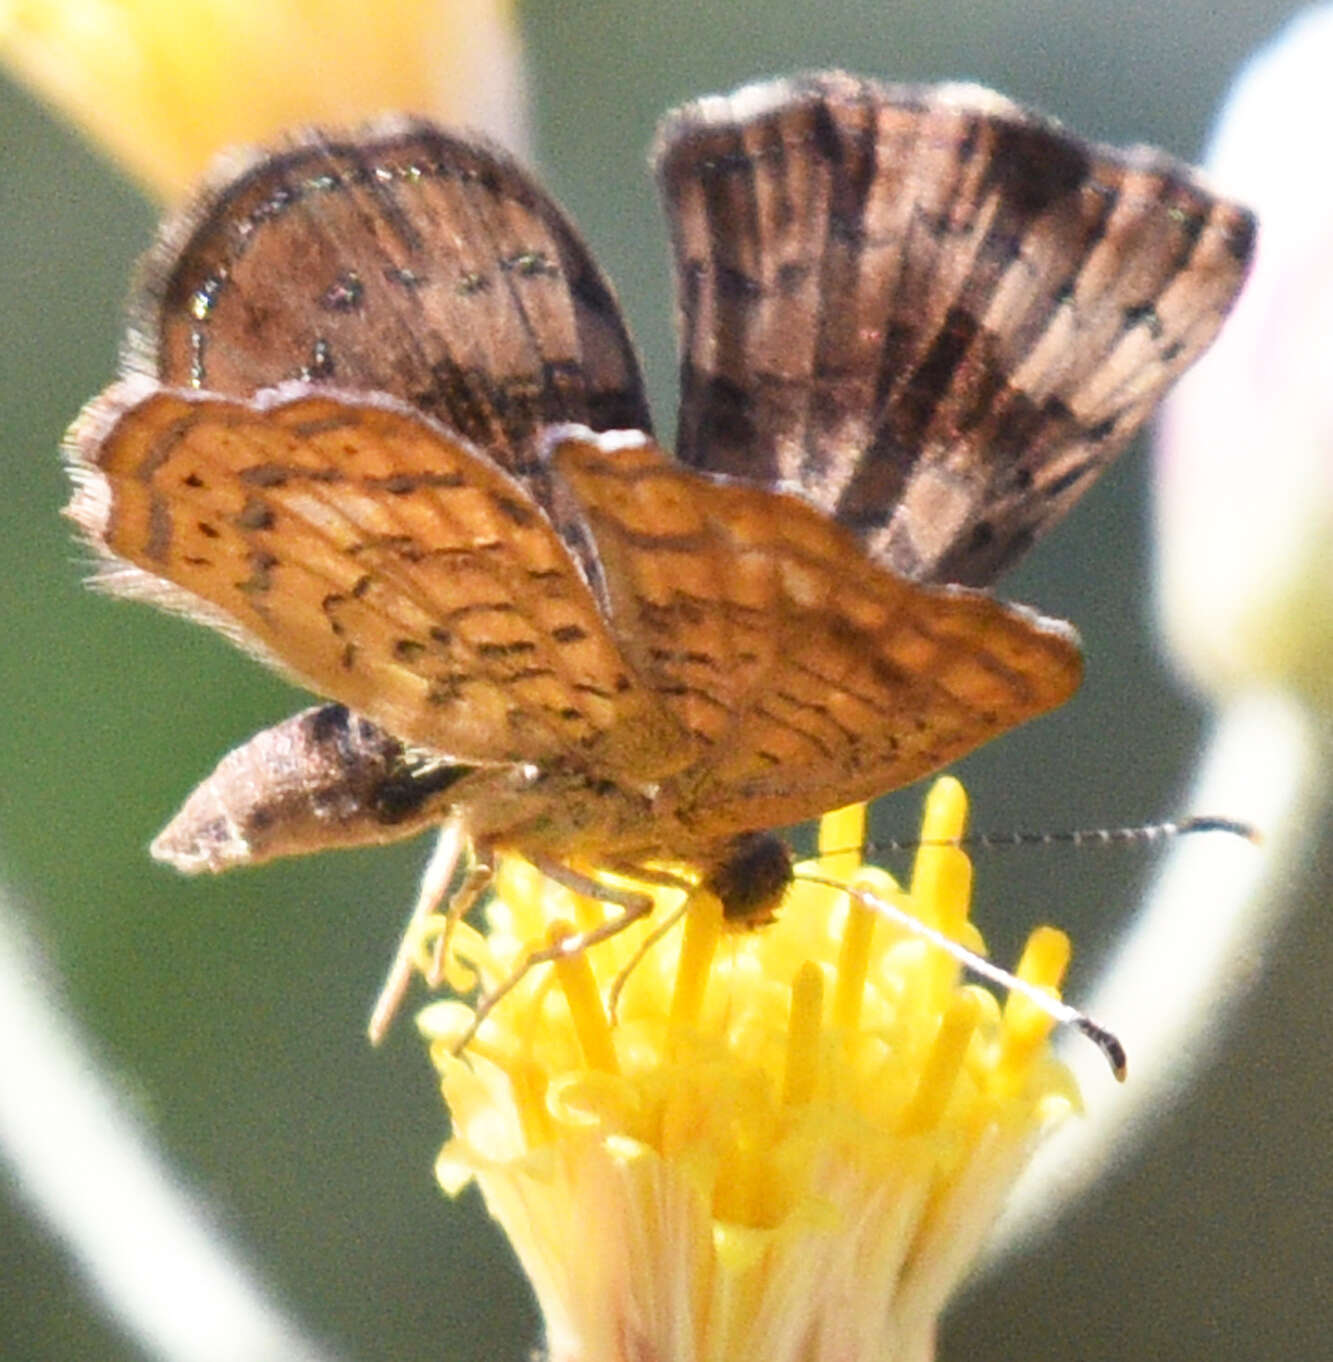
<box><xmin>64</xmin><ymin>72</ymin><xmax>1254</xmax><ymax>1019</ymax></box>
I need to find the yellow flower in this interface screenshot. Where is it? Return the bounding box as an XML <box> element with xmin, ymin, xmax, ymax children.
<box><xmin>419</xmin><ymin>778</ymin><xmax>1078</xmax><ymax>1362</ymax></box>
<box><xmin>0</xmin><ymin>0</ymin><xmax>528</xmax><ymax>199</ymax></box>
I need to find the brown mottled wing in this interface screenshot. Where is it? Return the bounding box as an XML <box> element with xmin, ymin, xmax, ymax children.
<box><xmin>66</xmin><ymin>381</ymin><xmax>683</xmax><ymax>774</ymax></box>
<box><xmin>655</xmin><ymin>72</ymin><xmax>1256</xmax><ymax>585</ymax></box>
<box><xmin>126</xmin><ymin>117</ymin><xmax>651</xmax><ymax>481</ymax></box>
<box><xmin>548</xmin><ymin>429</ymin><xmax>1082</xmax><ymax>839</ymax></box>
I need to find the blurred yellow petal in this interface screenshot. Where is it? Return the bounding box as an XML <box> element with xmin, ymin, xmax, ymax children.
<box><xmin>0</xmin><ymin>0</ymin><xmax>528</xmax><ymax>199</ymax></box>
<box><xmin>420</xmin><ymin>779</ymin><xmax>1080</xmax><ymax>1362</ymax></box>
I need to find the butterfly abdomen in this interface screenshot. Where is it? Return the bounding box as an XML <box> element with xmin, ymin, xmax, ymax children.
<box><xmin>151</xmin><ymin>703</ymin><xmax>470</xmax><ymax>873</ymax></box>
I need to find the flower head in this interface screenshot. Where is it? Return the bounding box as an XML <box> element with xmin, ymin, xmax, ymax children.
<box><xmin>420</xmin><ymin>777</ymin><xmax>1078</xmax><ymax>1362</ymax></box>
<box><xmin>1</xmin><ymin>0</ymin><xmax>528</xmax><ymax>199</ymax></box>
<box><xmin>1155</xmin><ymin>4</ymin><xmax>1333</xmax><ymax>715</ymax></box>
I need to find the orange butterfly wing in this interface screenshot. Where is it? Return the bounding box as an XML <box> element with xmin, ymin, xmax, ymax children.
<box><xmin>67</xmin><ymin>382</ymin><xmax>684</xmax><ymax>776</ymax></box>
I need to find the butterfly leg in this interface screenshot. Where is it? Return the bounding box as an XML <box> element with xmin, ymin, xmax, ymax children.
<box><xmin>530</xmin><ymin>858</ymin><xmax>698</xmax><ymax>1024</ymax></box>
<box><xmin>605</xmin><ymin>898</ymin><xmax>692</xmax><ymax>1023</ymax></box>
<box><xmin>425</xmin><ymin>847</ymin><xmax>497</xmax><ymax>988</ymax></box>
<box><xmin>366</xmin><ymin>820</ymin><xmax>493</xmax><ymax>1043</ymax></box>
<box><xmin>452</xmin><ymin>862</ymin><xmax>657</xmax><ymax>1054</ymax></box>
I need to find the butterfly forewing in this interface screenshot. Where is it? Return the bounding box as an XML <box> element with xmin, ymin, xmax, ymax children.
<box><xmin>67</xmin><ymin>382</ymin><xmax>683</xmax><ymax>772</ymax></box>
<box><xmin>656</xmin><ymin>72</ymin><xmax>1255</xmax><ymax>585</ymax></box>
<box><xmin>549</xmin><ymin>429</ymin><xmax>1082</xmax><ymax>839</ymax></box>
<box><xmin>128</xmin><ymin>117</ymin><xmax>651</xmax><ymax>481</ymax></box>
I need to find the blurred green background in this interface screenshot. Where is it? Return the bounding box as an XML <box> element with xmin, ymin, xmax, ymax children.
<box><xmin>3</xmin><ymin>2</ymin><xmax>1327</xmax><ymax>1359</ymax></box>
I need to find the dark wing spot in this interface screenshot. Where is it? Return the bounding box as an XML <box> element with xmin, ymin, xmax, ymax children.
<box><xmin>321</xmin><ymin>271</ymin><xmax>364</xmax><ymax>311</ymax></box>
<box><xmin>1123</xmin><ymin>301</ymin><xmax>1164</xmax><ymax>339</ymax></box>
<box><xmin>384</xmin><ymin>266</ymin><xmax>424</xmax><ymax>289</ymax></box>
<box><xmin>234</xmin><ymin>498</ymin><xmax>274</xmax><ymax>531</ymax></box>
<box><xmin>302</xmin><ymin>337</ymin><xmax>335</xmax><ymax>380</ymax></box>
<box><xmin>240</xmin><ymin>464</ymin><xmax>289</xmax><ymax>488</ymax></box>
<box><xmin>502</xmin><ymin>250</ymin><xmax>559</xmax><ymax>278</ymax></box>
<box><xmin>494</xmin><ymin>495</ymin><xmax>535</xmax><ymax>526</ymax></box>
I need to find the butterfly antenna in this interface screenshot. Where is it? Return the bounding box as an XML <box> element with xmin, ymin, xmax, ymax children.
<box><xmin>819</xmin><ymin>814</ymin><xmax>1261</xmax><ymax>860</ymax></box>
<box><xmin>797</xmin><ymin>870</ymin><xmax>1128</xmax><ymax>1080</ymax></box>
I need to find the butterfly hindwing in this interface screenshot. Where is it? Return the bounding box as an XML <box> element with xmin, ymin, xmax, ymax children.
<box><xmin>128</xmin><ymin>117</ymin><xmax>652</xmax><ymax>484</ymax></box>
<box><xmin>656</xmin><ymin>71</ymin><xmax>1255</xmax><ymax>584</ymax></box>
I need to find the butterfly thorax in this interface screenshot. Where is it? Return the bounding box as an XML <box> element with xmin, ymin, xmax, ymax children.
<box><xmin>458</xmin><ymin>764</ymin><xmax>796</xmax><ymax>924</ymax></box>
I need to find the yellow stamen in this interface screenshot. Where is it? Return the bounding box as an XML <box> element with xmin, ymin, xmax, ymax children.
<box><xmin>819</xmin><ymin>801</ymin><xmax>867</xmax><ymax>877</ymax></box>
<box><xmin>832</xmin><ymin>878</ymin><xmax>877</xmax><ymax>1033</ymax></box>
<box><xmin>568</xmin><ymin>882</ymin><xmax>608</xmax><ymax>937</ymax></box>
<box><xmin>669</xmin><ymin>889</ymin><xmax>724</xmax><ymax>1038</ymax></box>
<box><xmin>919</xmin><ymin>772</ymin><xmax>969</xmax><ymax>842</ymax></box>
<box><xmin>550</xmin><ymin>921</ymin><xmax>619</xmax><ymax>1075</ymax></box>
<box><xmin>910</xmin><ymin>778</ymin><xmax>974</xmax><ymax>948</ymax></box>
<box><xmin>999</xmin><ymin>926</ymin><xmax>1071</xmax><ymax>1085</ymax></box>
<box><xmin>782</xmin><ymin>961</ymin><xmax>825</xmax><ymax>1107</ymax></box>
<box><xmin>898</xmin><ymin>990</ymin><xmax>982</xmax><ymax>1134</ymax></box>
<box><xmin>509</xmin><ymin>1058</ymin><xmax>553</xmax><ymax>1149</ymax></box>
